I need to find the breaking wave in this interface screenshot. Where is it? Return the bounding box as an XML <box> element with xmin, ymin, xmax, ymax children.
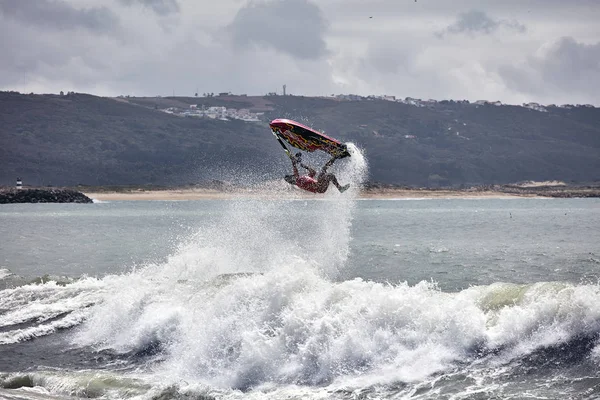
<box><xmin>2</xmin><ymin>147</ymin><xmax>600</xmax><ymax>399</ymax></box>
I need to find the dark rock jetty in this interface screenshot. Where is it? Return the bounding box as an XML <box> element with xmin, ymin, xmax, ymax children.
<box><xmin>0</xmin><ymin>188</ymin><xmax>93</xmax><ymax>204</ymax></box>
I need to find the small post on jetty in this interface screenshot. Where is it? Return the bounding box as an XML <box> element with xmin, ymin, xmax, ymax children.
<box><xmin>16</xmin><ymin>177</ymin><xmax>22</xmax><ymax>190</ymax></box>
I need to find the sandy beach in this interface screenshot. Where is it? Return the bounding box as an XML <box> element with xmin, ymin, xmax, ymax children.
<box><xmin>84</xmin><ymin>189</ymin><xmax>234</xmax><ymax>201</ymax></box>
<box><xmin>83</xmin><ymin>188</ymin><xmax>537</xmax><ymax>201</ymax></box>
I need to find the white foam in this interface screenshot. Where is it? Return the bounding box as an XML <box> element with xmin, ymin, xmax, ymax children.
<box><xmin>591</xmin><ymin>339</ymin><xmax>600</xmax><ymax>364</ymax></box>
<box><xmin>70</xmin><ymin>259</ymin><xmax>600</xmax><ymax>393</ymax></box>
<box><xmin>1</xmin><ymin>264</ymin><xmax>596</xmax><ymax>395</ymax></box>
<box><xmin>0</xmin><ymin>288</ymin><xmax>98</xmax><ymax>328</ymax></box>
<box><xmin>76</xmin><ymin>263</ymin><xmax>483</xmax><ymax>388</ymax></box>
<box><xmin>0</xmin><ymin>278</ymin><xmax>104</xmax><ymax>311</ymax></box>
<box><xmin>0</xmin><ymin>268</ymin><xmax>13</xmax><ymax>280</ymax></box>
<box><xmin>0</xmin><ymin>370</ymin><xmax>152</xmax><ymax>399</ymax></box>
<box><xmin>0</xmin><ymin>308</ymin><xmax>89</xmax><ymax>345</ymax></box>
<box><xmin>0</xmin><ymin>278</ymin><xmax>106</xmax><ymax>343</ymax></box>
<box><xmin>468</xmin><ymin>282</ymin><xmax>600</xmax><ymax>358</ymax></box>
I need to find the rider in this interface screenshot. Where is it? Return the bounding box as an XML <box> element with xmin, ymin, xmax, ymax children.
<box><xmin>284</xmin><ymin>152</ymin><xmax>350</xmax><ymax>193</ymax></box>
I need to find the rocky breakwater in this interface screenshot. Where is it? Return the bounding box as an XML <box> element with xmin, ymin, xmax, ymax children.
<box><xmin>496</xmin><ymin>184</ymin><xmax>600</xmax><ymax>198</ymax></box>
<box><xmin>0</xmin><ymin>188</ymin><xmax>93</xmax><ymax>204</ymax></box>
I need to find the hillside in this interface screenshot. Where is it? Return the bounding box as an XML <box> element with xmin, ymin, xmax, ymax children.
<box><xmin>1</xmin><ymin>91</ymin><xmax>599</xmax><ymax>187</ymax></box>
<box><xmin>0</xmin><ymin>92</ymin><xmax>280</xmax><ymax>186</ymax></box>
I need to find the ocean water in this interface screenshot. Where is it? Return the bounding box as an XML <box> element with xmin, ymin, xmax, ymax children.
<box><xmin>1</xmin><ymin>151</ymin><xmax>600</xmax><ymax>399</ymax></box>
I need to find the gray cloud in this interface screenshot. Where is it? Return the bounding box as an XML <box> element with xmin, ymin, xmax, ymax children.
<box><xmin>499</xmin><ymin>36</ymin><xmax>600</xmax><ymax>104</ymax></box>
<box><xmin>227</xmin><ymin>0</ymin><xmax>328</xmax><ymax>60</ymax></box>
<box><xmin>541</xmin><ymin>37</ymin><xmax>600</xmax><ymax>82</ymax></box>
<box><xmin>438</xmin><ymin>10</ymin><xmax>526</xmax><ymax>37</ymax></box>
<box><xmin>359</xmin><ymin>42</ymin><xmax>415</xmax><ymax>77</ymax></box>
<box><xmin>0</xmin><ymin>18</ymin><xmax>116</xmax><ymax>95</ymax></box>
<box><xmin>118</xmin><ymin>0</ymin><xmax>180</xmax><ymax>15</ymax></box>
<box><xmin>1</xmin><ymin>0</ymin><xmax>599</xmax><ymax>105</ymax></box>
<box><xmin>0</xmin><ymin>0</ymin><xmax>119</xmax><ymax>34</ymax></box>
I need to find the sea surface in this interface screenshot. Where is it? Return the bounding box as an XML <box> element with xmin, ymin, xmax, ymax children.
<box><xmin>1</xmin><ymin>153</ymin><xmax>600</xmax><ymax>399</ymax></box>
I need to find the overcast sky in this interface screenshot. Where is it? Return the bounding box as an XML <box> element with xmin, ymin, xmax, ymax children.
<box><xmin>1</xmin><ymin>0</ymin><xmax>599</xmax><ymax>105</ymax></box>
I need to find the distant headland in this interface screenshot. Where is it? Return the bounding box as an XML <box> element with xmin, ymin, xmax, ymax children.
<box><xmin>2</xmin><ymin>91</ymin><xmax>599</xmax><ymax>188</ymax></box>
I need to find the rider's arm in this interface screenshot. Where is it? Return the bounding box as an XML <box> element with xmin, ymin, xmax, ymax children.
<box><xmin>300</xmin><ymin>162</ymin><xmax>317</xmax><ymax>177</ymax></box>
<box><xmin>291</xmin><ymin>157</ymin><xmax>300</xmax><ymax>178</ymax></box>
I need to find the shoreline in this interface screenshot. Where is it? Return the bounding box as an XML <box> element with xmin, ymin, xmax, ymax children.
<box><xmin>4</xmin><ymin>183</ymin><xmax>596</xmax><ymax>202</ymax></box>
<box><xmin>82</xmin><ymin>188</ymin><xmax>543</xmax><ymax>201</ymax></box>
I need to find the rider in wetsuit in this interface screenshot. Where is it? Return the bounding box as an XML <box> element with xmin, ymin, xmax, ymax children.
<box><xmin>284</xmin><ymin>152</ymin><xmax>350</xmax><ymax>193</ymax></box>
